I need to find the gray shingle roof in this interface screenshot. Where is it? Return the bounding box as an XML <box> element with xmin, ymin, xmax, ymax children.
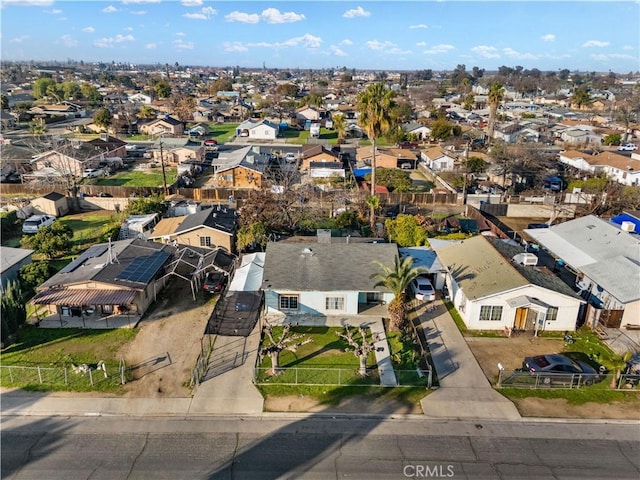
<box><xmin>261</xmin><ymin>242</ymin><xmax>399</xmax><ymax>292</ymax></box>
<box><xmin>174</xmin><ymin>206</ymin><xmax>237</xmax><ymax>235</ymax></box>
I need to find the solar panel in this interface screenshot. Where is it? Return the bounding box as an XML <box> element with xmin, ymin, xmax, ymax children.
<box><xmin>60</xmin><ymin>244</ymin><xmax>109</xmax><ymax>274</ymax></box>
<box><xmin>117</xmin><ymin>250</ymin><xmax>171</xmax><ymax>284</ymax></box>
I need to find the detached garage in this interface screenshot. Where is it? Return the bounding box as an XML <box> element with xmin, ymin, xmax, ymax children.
<box><xmin>31</xmin><ymin>191</ymin><xmax>68</xmax><ymax>217</ymax></box>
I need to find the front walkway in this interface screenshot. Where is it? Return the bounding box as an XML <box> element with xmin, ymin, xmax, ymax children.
<box><xmin>416</xmin><ymin>299</ymin><xmax>521</xmax><ymax>420</ymax></box>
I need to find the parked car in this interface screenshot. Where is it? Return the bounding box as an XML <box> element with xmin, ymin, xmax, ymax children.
<box><xmin>22</xmin><ymin>214</ymin><xmax>56</xmax><ymax>234</ymax></box>
<box><xmin>398</xmin><ymin>141</ymin><xmax>418</xmax><ymax>149</ymax></box>
<box><xmin>621</xmin><ymin>353</ymin><xmax>640</xmax><ymax>386</ymax></box>
<box><xmin>411</xmin><ymin>276</ymin><xmax>436</xmax><ymax>302</ymax></box>
<box><xmin>202</xmin><ymin>271</ymin><xmax>227</xmax><ymax>294</ymax></box>
<box><xmin>204</xmin><ymin>139</ymin><xmax>218</xmax><ymax>146</ymax></box>
<box><xmin>284</xmin><ymin>152</ymin><xmax>297</xmax><ymax>163</ymax></box>
<box><xmin>400</xmin><ymin>162</ymin><xmax>412</xmax><ymax>170</ymax></box>
<box><xmin>522</xmin><ymin>353</ymin><xmax>601</xmax><ymax>386</ymax></box>
<box><xmin>618</xmin><ymin>143</ymin><xmax>638</xmax><ymax>151</ymax></box>
<box><xmin>82</xmin><ymin>168</ymin><xmax>104</xmax><ymax>178</ymax></box>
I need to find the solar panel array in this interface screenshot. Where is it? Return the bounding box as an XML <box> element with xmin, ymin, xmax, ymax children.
<box><xmin>60</xmin><ymin>244</ymin><xmax>109</xmax><ymax>274</ymax></box>
<box><xmin>116</xmin><ymin>250</ymin><xmax>171</xmax><ymax>284</ymax></box>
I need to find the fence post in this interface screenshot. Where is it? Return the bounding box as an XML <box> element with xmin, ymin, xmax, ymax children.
<box><xmin>427</xmin><ymin>367</ymin><xmax>432</xmax><ymax>388</ymax></box>
<box><xmin>9</xmin><ymin>366</ymin><xmax>13</xmax><ymax>383</ymax></box>
<box><xmin>64</xmin><ymin>367</ymin><xmax>68</xmax><ymax>385</ymax></box>
<box><xmin>497</xmin><ymin>369</ymin><xmax>502</xmax><ymax>388</ymax></box>
<box><xmin>295</xmin><ymin>368</ymin><xmax>298</xmax><ymax>385</ymax></box>
<box><xmin>338</xmin><ymin>368</ymin><xmax>341</xmax><ymax>385</ymax></box>
<box><xmin>89</xmin><ymin>369</ymin><xmax>94</xmax><ymax>386</ymax></box>
<box><xmin>37</xmin><ymin>366</ymin><xmax>43</xmax><ymax>384</ymax></box>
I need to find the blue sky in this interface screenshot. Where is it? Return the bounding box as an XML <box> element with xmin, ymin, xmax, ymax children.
<box><xmin>2</xmin><ymin>1</ymin><xmax>639</xmax><ymax>72</ymax></box>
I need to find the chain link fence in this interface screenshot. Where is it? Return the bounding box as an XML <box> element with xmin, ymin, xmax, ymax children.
<box><xmin>0</xmin><ymin>361</ymin><xmax>128</xmax><ymax>390</ymax></box>
<box><xmin>497</xmin><ymin>370</ymin><xmax>640</xmax><ymax>390</ymax></box>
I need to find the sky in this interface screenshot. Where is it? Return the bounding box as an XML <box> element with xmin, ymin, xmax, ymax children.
<box><xmin>1</xmin><ymin>0</ymin><xmax>639</xmax><ymax>73</ymax></box>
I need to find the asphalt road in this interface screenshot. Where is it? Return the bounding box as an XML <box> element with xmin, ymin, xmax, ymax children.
<box><xmin>2</xmin><ymin>415</ymin><xmax>639</xmax><ymax>479</ymax></box>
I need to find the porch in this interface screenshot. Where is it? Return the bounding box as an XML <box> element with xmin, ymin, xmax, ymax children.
<box><xmin>28</xmin><ymin>309</ymin><xmax>141</xmax><ymax>329</ymax></box>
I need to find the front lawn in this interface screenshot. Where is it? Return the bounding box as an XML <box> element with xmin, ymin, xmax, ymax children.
<box><xmin>95</xmin><ymin>169</ymin><xmax>178</xmax><ymax>187</ymax></box>
<box><xmin>58</xmin><ymin>212</ymin><xmax>118</xmax><ymax>251</ymax></box>
<box><xmin>0</xmin><ymin>326</ymin><xmax>137</xmax><ymax>392</ymax></box>
<box><xmin>208</xmin><ymin>123</ymin><xmax>239</xmax><ymax>143</ymax></box>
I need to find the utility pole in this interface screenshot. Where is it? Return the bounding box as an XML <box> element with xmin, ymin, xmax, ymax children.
<box><xmin>461</xmin><ymin>139</ymin><xmax>470</xmax><ymax>205</ymax></box>
<box><xmin>159</xmin><ymin>137</ymin><xmax>168</xmax><ymax>196</ymax></box>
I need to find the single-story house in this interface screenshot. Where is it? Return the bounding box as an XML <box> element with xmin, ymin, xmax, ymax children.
<box><xmin>559</xmin><ymin>150</ymin><xmax>640</xmax><ymax>186</ymax></box>
<box><xmin>356</xmin><ymin>146</ymin><xmax>418</xmax><ymax>169</ymax></box>
<box><xmin>402</xmin><ymin>122</ymin><xmax>431</xmax><ymax>140</ymax></box>
<box><xmin>149</xmin><ymin>206</ymin><xmax>237</xmax><ymax>252</ymax></box>
<box><xmin>31</xmin><ymin>239</ymin><xmax>176</xmax><ymax>321</ymax></box>
<box><xmin>209</xmin><ymin>146</ymin><xmax>267</xmax><ymax>190</ymax></box>
<box><xmin>139</xmin><ymin>116</ymin><xmax>184</xmax><ymax>136</ymax></box>
<box><xmin>0</xmin><ymin>246</ymin><xmax>34</xmax><ymax>291</ymax></box>
<box><xmin>31</xmin><ymin>191</ymin><xmax>68</xmax><ymax>217</ymax></box>
<box><xmin>524</xmin><ymin>215</ymin><xmax>640</xmax><ymax>328</ymax></box>
<box><xmin>301</xmin><ymin>144</ymin><xmax>341</xmax><ymax>171</ymax></box>
<box><xmin>435</xmin><ymin>235</ymin><xmax>584</xmax><ymax>332</ymax></box>
<box><xmin>262</xmin><ymin>241</ymin><xmax>398</xmax><ymax>320</ymax></box>
<box><xmin>295</xmin><ymin>106</ymin><xmax>323</xmax><ymax>122</ymax></box>
<box><xmin>236</xmin><ymin>119</ymin><xmax>279</xmax><ymax>140</ymax></box>
<box><xmin>420</xmin><ymin>147</ymin><xmax>457</xmax><ymax>172</ymax></box>
<box><xmin>149</xmin><ymin>137</ymin><xmax>204</xmax><ymax>165</ymax></box>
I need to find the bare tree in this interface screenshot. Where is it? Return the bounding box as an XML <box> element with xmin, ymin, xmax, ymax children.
<box><xmin>259</xmin><ymin>323</ymin><xmax>313</xmax><ymax>376</ymax></box>
<box><xmin>337</xmin><ymin>326</ymin><xmax>375</xmax><ymax>376</ymax></box>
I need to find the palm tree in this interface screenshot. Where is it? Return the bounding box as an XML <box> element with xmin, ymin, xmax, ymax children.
<box><xmin>371</xmin><ymin>255</ymin><xmax>428</xmax><ymax>331</ymax></box>
<box><xmin>571</xmin><ymin>87</ymin><xmax>591</xmax><ymax>110</ymax></box>
<box><xmin>357</xmin><ymin>83</ymin><xmax>395</xmax><ymax>234</ymax></box>
<box><xmin>332</xmin><ymin>113</ymin><xmax>347</xmax><ymax>144</ymax></box>
<box><xmin>487</xmin><ymin>82</ymin><xmax>504</xmax><ymax>145</ymax></box>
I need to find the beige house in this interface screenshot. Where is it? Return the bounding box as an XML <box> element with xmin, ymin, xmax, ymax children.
<box><xmin>149</xmin><ymin>207</ymin><xmax>237</xmax><ymax>252</ymax></box>
<box><xmin>139</xmin><ymin>116</ymin><xmax>185</xmax><ymax>136</ymax></box>
<box><xmin>301</xmin><ymin>144</ymin><xmax>340</xmax><ymax>171</ymax></box>
<box><xmin>356</xmin><ymin>146</ymin><xmax>417</xmax><ymax>169</ymax></box>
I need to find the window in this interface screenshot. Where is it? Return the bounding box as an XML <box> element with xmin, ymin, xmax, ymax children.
<box><xmin>325</xmin><ymin>296</ymin><xmax>344</xmax><ymax>311</ymax></box>
<box><xmin>279</xmin><ymin>295</ymin><xmax>299</xmax><ymax>310</ymax></box>
<box><xmin>200</xmin><ymin>236</ymin><xmax>212</xmax><ymax>247</ymax></box>
<box><xmin>546</xmin><ymin>307</ymin><xmax>558</xmax><ymax>321</ymax></box>
<box><xmin>479</xmin><ymin>305</ymin><xmax>503</xmax><ymax>321</ymax></box>
<box><xmin>225</xmin><ymin>174</ymin><xmax>233</xmax><ymax>182</ymax></box>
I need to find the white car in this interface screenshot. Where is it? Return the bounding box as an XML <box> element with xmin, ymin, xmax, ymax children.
<box><xmin>22</xmin><ymin>214</ymin><xmax>56</xmax><ymax>234</ymax></box>
<box><xmin>411</xmin><ymin>276</ymin><xmax>436</xmax><ymax>302</ymax></box>
<box><xmin>618</xmin><ymin>143</ymin><xmax>637</xmax><ymax>151</ymax></box>
<box><xmin>82</xmin><ymin>168</ymin><xmax>104</xmax><ymax>178</ymax></box>
<box><xmin>284</xmin><ymin>152</ymin><xmax>297</xmax><ymax>163</ymax></box>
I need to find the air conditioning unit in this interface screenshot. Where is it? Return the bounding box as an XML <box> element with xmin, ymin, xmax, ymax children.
<box><xmin>621</xmin><ymin>221</ymin><xmax>635</xmax><ymax>233</ymax></box>
<box><xmin>512</xmin><ymin>253</ymin><xmax>538</xmax><ymax>266</ymax></box>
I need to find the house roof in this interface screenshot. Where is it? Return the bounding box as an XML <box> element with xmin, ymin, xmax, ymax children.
<box><xmin>39</xmin><ymin>239</ymin><xmax>174</xmax><ymax>290</ymax></box>
<box><xmin>436</xmin><ymin>235</ymin><xmax>529</xmax><ymax>300</ymax></box>
<box><xmin>174</xmin><ymin>206</ymin><xmax>237</xmax><ymax>235</ymax></box>
<box><xmin>579</xmin><ymin>256</ymin><xmax>640</xmax><ymax>303</ymax></box>
<box><xmin>42</xmin><ymin>191</ymin><xmax>65</xmax><ymax>201</ymax></box>
<box><xmin>213</xmin><ymin>146</ymin><xmax>267</xmax><ymax>174</ymax></box>
<box><xmin>262</xmin><ymin>242</ymin><xmax>399</xmax><ymax>292</ymax></box>
<box><xmin>0</xmin><ymin>246</ymin><xmax>33</xmax><ymax>274</ymax></box>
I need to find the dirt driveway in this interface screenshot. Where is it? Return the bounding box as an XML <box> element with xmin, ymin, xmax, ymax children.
<box><xmin>466</xmin><ymin>335</ymin><xmax>640</xmax><ymax>420</ymax></box>
<box><xmin>117</xmin><ymin>278</ymin><xmax>217</xmax><ymax>398</ymax></box>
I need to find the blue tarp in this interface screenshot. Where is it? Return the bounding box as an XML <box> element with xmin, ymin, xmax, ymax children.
<box><xmin>610</xmin><ymin>213</ymin><xmax>640</xmax><ymax>233</ymax></box>
<box><xmin>352</xmin><ymin>168</ymin><xmax>372</xmax><ymax>178</ymax></box>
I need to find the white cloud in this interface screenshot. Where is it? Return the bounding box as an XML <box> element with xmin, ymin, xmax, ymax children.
<box><xmin>623</xmin><ymin>45</ymin><xmax>634</xmax><ymax>50</ymax></box>
<box><xmin>183</xmin><ymin>6</ymin><xmax>216</xmax><ymax>20</ymax></box>
<box><xmin>366</xmin><ymin>40</ymin><xmax>396</xmax><ymax>51</ymax></box>
<box><xmin>388</xmin><ymin>47</ymin><xmax>412</xmax><ymax>55</ymax></box>
<box><xmin>120</xmin><ymin>0</ymin><xmax>160</xmax><ymax>3</ymax></box>
<box><xmin>340</xmin><ymin>39</ymin><xmax>353</xmax><ymax>46</ymax></box>
<box><xmin>261</xmin><ymin>8</ymin><xmax>305</xmax><ymax>23</ymax></box>
<box><xmin>93</xmin><ymin>34</ymin><xmax>135</xmax><ymax>48</ymax></box>
<box><xmin>591</xmin><ymin>53</ymin><xmax>635</xmax><ymax>61</ymax></box>
<box><xmin>281</xmin><ymin>33</ymin><xmax>322</xmax><ymax>48</ymax></box>
<box><xmin>416</xmin><ymin>41</ymin><xmax>427</xmax><ymax>47</ymax></box>
<box><xmin>130</xmin><ymin>10</ymin><xmax>146</xmax><ymax>15</ymax></box>
<box><xmin>145</xmin><ymin>43</ymin><xmax>157</xmax><ymax>49</ymax></box>
<box><xmin>175</xmin><ymin>32</ymin><xmax>186</xmax><ymax>37</ymax></box>
<box><xmin>328</xmin><ymin>45</ymin><xmax>348</xmax><ymax>57</ymax></box>
<box><xmin>173</xmin><ymin>39</ymin><xmax>195</xmax><ymax>50</ymax></box>
<box><xmin>10</xmin><ymin>35</ymin><xmax>29</xmax><ymax>43</ymax></box>
<box><xmin>124</xmin><ymin>27</ymin><xmax>134</xmax><ymax>31</ymax></box>
<box><xmin>44</xmin><ymin>8</ymin><xmax>62</xmax><ymax>14</ymax></box>
<box><xmin>582</xmin><ymin>40</ymin><xmax>609</xmax><ymax>47</ymax></box>
<box><xmin>409</xmin><ymin>24</ymin><xmax>427</xmax><ymax>29</ymax></box>
<box><xmin>181</xmin><ymin>0</ymin><xmax>202</xmax><ymax>6</ymax></box>
<box><xmin>471</xmin><ymin>45</ymin><xmax>500</xmax><ymax>58</ymax></box>
<box><xmin>541</xmin><ymin>34</ymin><xmax>555</xmax><ymax>42</ymax></box>
<box><xmin>223</xmin><ymin>42</ymin><xmax>249</xmax><ymax>53</ymax></box>
<box><xmin>59</xmin><ymin>34</ymin><xmax>78</xmax><ymax>47</ymax></box>
<box><xmin>225</xmin><ymin>11</ymin><xmax>259</xmax><ymax>24</ymax></box>
<box><xmin>423</xmin><ymin>44</ymin><xmax>455</xmax><ymax>55</ymax></box>
<box><xmin>102</xmin><ymin>5</ymin><xmax>118</xmax><ymax>13</ymax></box>
<box><xmin>502</xmin><ymin>47</ymin><xmax>539</xmax><ymax>60</ymax></box>
<box><xmin>343</xmin><ymin>6</ymin><xmax>370</xmax><ymax>18</ymax></box>
<box><xmin>82</xmin><ymin>26</ymin><xmax>95</xmax><ymax>33</ymax></box>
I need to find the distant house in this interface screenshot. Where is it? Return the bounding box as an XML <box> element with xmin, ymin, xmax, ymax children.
<box><xmin>301</xmin><ymin>144</ymin><xmax>341</xmax><ymax>171</ymax></box>
<box><xmin>31</xmin><ymin>191</ymin><xmax>68</xmax><ymax>217</ymax></box>
<box><xmin>420</xmin><ymin>147</ymin><xmax>457</xmax><ymax>172</ymax></box>
<box><xmin>559</xmin><ymin>150</ymin><xmax>640</xmax><ymax>186</ymax></box>
<box><xmin>356</xmin><ymin>146</ymin><xmax>418</xmax><ymax>169</ymax></box>
<box><xmin>28</xmin><ymin>102</ymin><xmax>86</xmax><ymax>119</ymax></box>
<box><xmin>31</xmin><ymin>239</ymin><xmax>176</xmax><ymax>321</ymax></box>
<box><xmin>262</xmin><ymin>242</ymin><xmax>398</xmax><ymax>320</ymax></box>
<box><xmin>139</xmin><ymin>116</ymin><xmax>184</xmax><ymax>136</ymax></box>
<box><xmin>86</xmin><ymin>134</ymin><xmax>127</xmax><ymax>159</ymax></box>
<box><xmin>127</xmin><ymin>93</ymin><xmax>153</xmax><ymax>105</ymax></box>
<box><xmin>295</xmin><ymin>106</ymin><xmax>322</xmax><ymax>122</ymax></box>
<box><xmin>402</xmin><ymin>122</ymin><xmax>431</xmax><ymax>141</ymax></box>
<box><xmin>149</xmin><ymin>137</ymin><xmax>204</xmax><ymax>165</ymax></box>
<box><xmin>436</xmin><ymin>235</ymin><xmax>584</xmax><ymax>332</ymax></box>
<box><xmin>149</xmin><ymin>206</ymin><xmax>237</xmax><ymax>252</ymax></box>
<box><xmin>236</xmin><ymin>119</ymin><xmax>279</xmax><ymax>140</ymax></box>
<box><xmin>560</xmin><ymin>127</ymin><xmax>601</xmax><ymax>146</ymax></box>
<box><xmin>0</xmin><ymin>246</ymin><xmax>33</xmax><ymax>291</ymax></box>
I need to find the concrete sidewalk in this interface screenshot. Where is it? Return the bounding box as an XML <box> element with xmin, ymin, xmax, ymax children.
<box><xmin>366</xmin><ymin>318</ymin><xmax>397</xmax><ymax>387</ymax></box>
<box><xmin>416</xmin><ymin>299</ymin><xmax>521</xmax><ymax>420</ymax></box>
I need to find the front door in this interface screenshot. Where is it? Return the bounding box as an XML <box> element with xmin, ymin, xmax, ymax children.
<box><xmin>514</xmin><ymin>307</ymin><xmax>527</xmax><ymax>329</ymax></box>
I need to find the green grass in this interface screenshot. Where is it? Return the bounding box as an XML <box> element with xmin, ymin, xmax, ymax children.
<box><xmin>208</xmin><ymin>123</ymin><xmax>239</xmax><ymax>143</ymax></box>
<box><xmin>0</xmin><ymin>326</ymin><xmax>137</xmax><ymax>392</ymax></box>
<box><xmin>124</xmin><ymin>134</ymin><xmax>153</xmax><ymax>141</ymax></box>
<box><xmin>59</xmin><ymin>213</ymin><xmax>116</xmax><ymax>250</ymax></box>
<box><xmin>501</xmin><ymin>387</ymin><xmax>640</xmax><ymax>405</ymax></box>
<box><xmin>562</xmin><ymin>327</ymin><xmax>625</xmax><ymax>371</ymax></box>
<box><xmin>443</xmin><ymin>300</ymin><xmax>508</xmax><ymax>338</ymax></box>
<box><xmin>95</xmin><ymin>169</ymin><xmax>178</xmax><ymax>187</ymax></box>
